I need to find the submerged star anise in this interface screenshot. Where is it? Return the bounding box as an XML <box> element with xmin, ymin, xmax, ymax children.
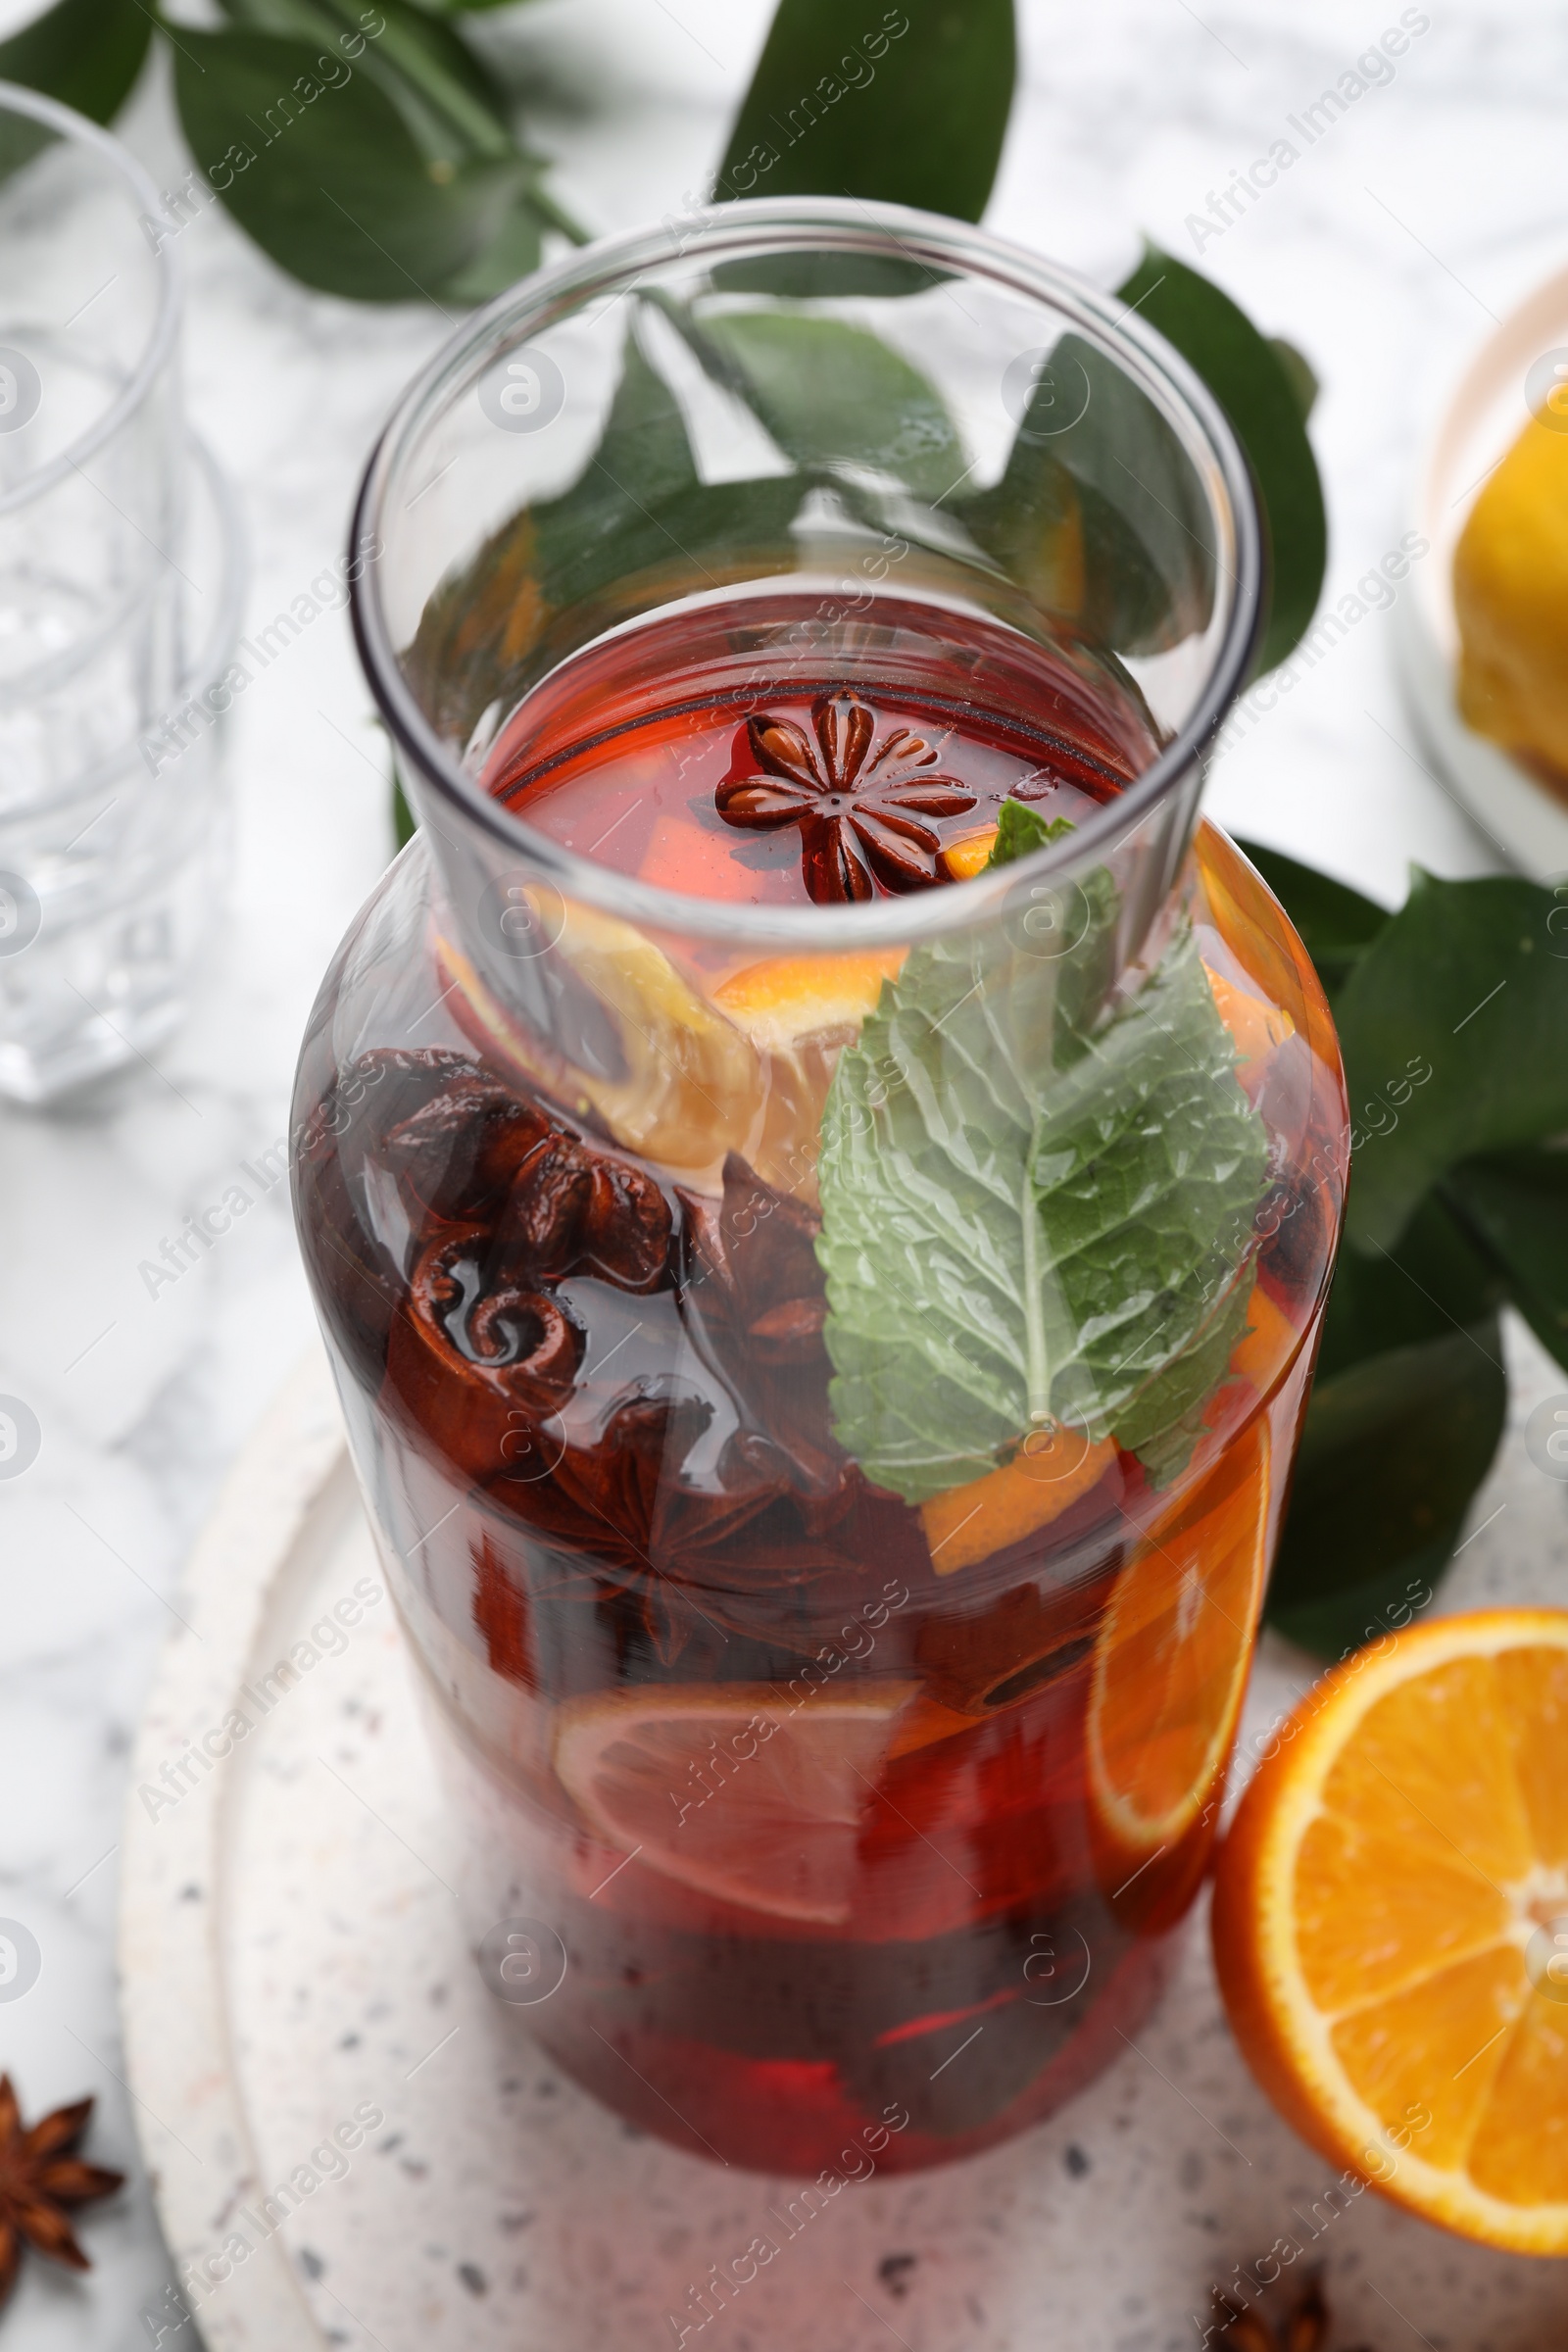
<box><xmin>715</xmin><ymin>690</ymin><xmax>977</xmax><ymax>903</ymax></box>
<box><xmin>0</xmin><ymin>2076</ymin><xmax>123</xmax><ymax>2311</ymax></box>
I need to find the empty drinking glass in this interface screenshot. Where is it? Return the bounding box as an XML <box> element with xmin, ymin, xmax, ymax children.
<box><xmin>0</xmin><ymin>81</ymin><xmax>243</xmax><ymax>1102</ymax></box>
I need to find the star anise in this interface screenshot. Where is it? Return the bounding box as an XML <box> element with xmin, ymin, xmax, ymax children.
<box><xmin>0</xmin><ymin>2076</ymin><xmax>123</xmax><ymax>2311</ymax></box>
<box><xmin>1208</xmin><ymin>2271</ymin><xmax>1374</xmax><ymax>2352</ymax></box>
<box><xmin>715</xmin><ymin>689</ymin><xmax>977</xmax><ymax>903</ymax></box>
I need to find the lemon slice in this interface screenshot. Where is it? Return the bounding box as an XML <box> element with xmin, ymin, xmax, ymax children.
<box><xmin>553</xmin><ymin>1683</ymin><xmax>917</xmax><ymax>1924</ymax></box>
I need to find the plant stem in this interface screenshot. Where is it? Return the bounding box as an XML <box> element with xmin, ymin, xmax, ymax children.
<box><xmin>528</xmin><ymin>185</ymin><xmax>592</xmax><ymax>247</ymax></box>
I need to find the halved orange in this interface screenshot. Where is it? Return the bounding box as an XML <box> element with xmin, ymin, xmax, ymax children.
<box><xmin>1213</xmin><ymin>1609</ymin><xmax>1568</xmax><ymax>2252</ymax></box>
<box><xmin>553</xmin><ymin>1683</ymin><xmax>915</xmax><ymax>1924</ymax></box>
<box><xmin>1087</xmin><ymin>1415</ymin><xmax>1270</xmax><ymax>1923</ymax></box>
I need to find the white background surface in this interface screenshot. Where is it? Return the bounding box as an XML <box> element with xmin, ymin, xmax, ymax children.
<box><xmin>0</xmin><ymin>2</ymin><xmax>1565</xmax><ymax>2343</ymax></box>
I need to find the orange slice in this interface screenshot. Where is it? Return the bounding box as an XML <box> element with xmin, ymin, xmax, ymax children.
<box><xmin>553</xmin><ymin>1683</ymin><xmax>916</xmax><ymax>1924</ymax></box>
<box><xmin>1230</xmin><ymin>1280</ymin><xmax>1300</xmax><ymax>1396</ymax></box>
<box><xmin>710</xmin><ymin>951</ymin><xmax>903</xmax><ymax>1053</ymax></box>
<box><xmin>920</xmin><ymin>1428</ymin><xmax>1117</xmax><ymax>1574</ymax></box>
<box><xmin>1205</xmin><ymin>963</ymin><xmax>1297</xmax><ymax>1074</ymax></box>
<box><xmin>1088</xmin><ymin>1415</ymin><xmax>1270</xmax><ymax>1875</ymax></box>
<box><xmin>436</xmin><ymin>901</ymin><xmax>763</xmax><ymax>1173</ymax></box>
<box><xmin>941</xmin><ymin>827</ymin><xmax>1000</xmax><ymax>881</ymax></box>
<box><xmin>1212</xmin><ymin>1609</ymin><xmax>1568</xmax><ymax>2253</ymax></box>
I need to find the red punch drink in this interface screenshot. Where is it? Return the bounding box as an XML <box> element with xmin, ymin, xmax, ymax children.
<box><xmin>294</xmin><ymin>587</ymin><xmax>1345</xmax><ymax>2173</ymax></box>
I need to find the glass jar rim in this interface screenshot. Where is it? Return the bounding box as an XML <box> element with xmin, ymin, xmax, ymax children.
<box><xmin>0</xmin><ymin>79</ymin><xmax>182</xmax><ymax>520</ymax></box>
<box><xmin>351</xmin><ymin>196</ymin><xmax>1264</xmax><ymax>950</ymax></box>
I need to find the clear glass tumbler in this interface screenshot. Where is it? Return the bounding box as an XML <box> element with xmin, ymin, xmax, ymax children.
<box><xmin>0</xmin><ymin>81</ymin><xmax>241</xmax><ymax>1102</ymax></box>
<box><xmin>292</xmin><ymin>199</ymin><xmax>1348</xmax><ymax>2176</ymax></box>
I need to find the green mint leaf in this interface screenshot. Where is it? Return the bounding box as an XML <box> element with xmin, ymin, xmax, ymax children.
<box><xmin>816</xmin><ymin>893</ymin><xmax>1269</xmax><ymax>1502</ymax></box>
<box><xmin>1114</xmin><ymin>247</ymin><xmax>1327</xmax><ymax>676</ymax></box>
<box><xmin>1112</xmin><ymin>1274</ymin><xmax>1256</xmax><ymax>1490</ymax></box>
<box><xmin>985</xmin><ymin>800</ymin><xmax>1075</xmax><ymax>867</ymax></box>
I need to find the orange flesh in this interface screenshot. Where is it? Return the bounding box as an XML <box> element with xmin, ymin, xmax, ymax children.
<box><xmin>1214</xmin><ymin>1618</ymin><xmax>1568</xmax><ymax>2247</ymax></box>
<box><xmin>1306</xmin><ymin>1645</ymin><xmax>1568</xmax><ymax>2206</ymax></box>
<box><xmin>1089</xmin><ymin>1415</ymin><xmax>1269</xmax><ymax>1845</ymax></box>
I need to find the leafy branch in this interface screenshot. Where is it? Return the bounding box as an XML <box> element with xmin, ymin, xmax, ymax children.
<box><xmin>1243</xmin><ymin>846</ymin><xmax>1568</xmax><ymax>1657</ymax></box>
<box><xmin>2</xmin><ymin>0</ymin><xmax>1328</xmax><ymax>673</ymax></box>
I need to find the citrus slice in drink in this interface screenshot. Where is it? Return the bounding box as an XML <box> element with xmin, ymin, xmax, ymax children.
<box><xmin>1087</xmin><ymin>1416</ymin><xmax>1270</xmax><ymax>1916</ymax></box>
<box><xmin>1212</xmin><ymin>1608</ymin><xmax>1568</xmax><ymax>2253</ymax></box>
<box><xmin>941</xmin><ymin>827</ymin><xmax>1000</xmax><ymax>881</ymax></box>
<box><xmin>711</xmin><ymin>951</ymin><xmax>904</xmax><ymax>1052</ymax></box>
<box><xmin>553</xmin><ymin>1683</ymin><xmax>917</xmax><ymax>1925</ymax></box>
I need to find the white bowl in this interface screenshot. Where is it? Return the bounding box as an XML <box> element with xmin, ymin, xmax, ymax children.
<box><xmin>1394</xmin><ymin>259</ymin><xmax>1568</xmax><ymax>879</ymax></box>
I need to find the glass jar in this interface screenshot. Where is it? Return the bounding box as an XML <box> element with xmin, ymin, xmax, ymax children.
<box><xmin>292</xmin><ymin>200</ymin><xmax>1348</xmax><ymax>2177</ymax></box>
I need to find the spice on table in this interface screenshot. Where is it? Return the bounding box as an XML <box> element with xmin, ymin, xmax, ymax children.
<box><xmin>1208</xmin><ymin>2271</ymin><xmax>1373</xmax><ymax>2352</ymax></box>
<box><xmin>0</xmin><ymin>2076</ymin><xmax>123</xmax><ymax>2312</ymax></box>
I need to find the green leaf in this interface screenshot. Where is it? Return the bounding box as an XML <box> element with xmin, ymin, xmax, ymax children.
<box><xmin>218</xmin><ymin>0</ymin><xmax>515</xmax><ymax>159</ymax></box>
<box><xmin>392</xmin><ymin>770</ymin><xmax>417</xmax><ymax>850</ymax></box>
<box><xmin>961</xmin><ymin>333</ymin><xmax>1217</xmax><ymax>658</ymax></box>
<box><xmin>816</xmin><ymin>896</ymin><xmax>1269</xmax><ymax>1501</ymax></box>
<box><xmin>1444</xmin><ymin>1146</ymin><xmax>1568</xmax><ymax>1373</ymax></box>
<box><xmin>716</xmin><ymin>0</ymin><xmax>1015</xmax><ymax>224</ymax></box>
<box><xmin>985</xmin><ymin>800</ymin><xmax>1074</xmax><ymax>866</ymax></box>
<box><xmin>404</xmin><ymin>326</ymin><xmax>807</xmax><ymax>742</ymax></box>
<box><xmin>1312</xmin><ymin>1191</ymin><xmax>1500</xmax><ymax>1382</ymax></box>
<box><xmin>1114</xmin><ymin>248</ymin><xmax>1327</xmax><ymax>675</ymax></box>
<box><xmin>1264</xmin><ymin>1190</ymin><xmax>1505</xmax><ymax>1655</ymax></box>
<box><xmin>693</xmin><ymin>311</ymin><xmax>967</xmax><ymax>504</ymax></box>
<box><xmin>1334</xmin><ymin>871</ymin><xmax>1568</xmax><ymax>1251</ymax></box>
<box><xmin>172</xmin><ymin>24</ymin><xmax>543</xmax><ymax>303</ymax></box>
<box><xmin>0</xmin><ymin>0</ymin><xmax>151</xmax><ymax>128</ymax></box>
<box><xmin>1265</xmin><ymin>1320</ymin><xmax>1506</xmax><ymax>1658</ymax></box>
<box><xmin>1268</xmin><ymin>336</ymin><xmax>1318</xmax><ymax>423</ymax></box>
<box><xmin>1235</xmin><ymin>838</ymin><xmax>1390</xmax><ymax>1004</ymax></box>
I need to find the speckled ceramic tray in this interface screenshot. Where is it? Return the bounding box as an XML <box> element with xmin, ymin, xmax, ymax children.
<box><xmin>119</xmin><ymin>1345</ymin><xmax>1568</xmax><ymax>2351</ymax></box>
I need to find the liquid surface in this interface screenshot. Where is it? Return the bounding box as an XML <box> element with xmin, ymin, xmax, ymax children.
<box><xmin>481</xmin><ymin>594</ymin><xmax>1159</xmax><ymax>906</ymax></box>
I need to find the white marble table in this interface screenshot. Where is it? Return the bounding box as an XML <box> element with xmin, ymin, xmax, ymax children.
<box><xmin>1</xmin><ymin>2</ymin><xmax>1565</xmax><ymax>2344</ymax></box>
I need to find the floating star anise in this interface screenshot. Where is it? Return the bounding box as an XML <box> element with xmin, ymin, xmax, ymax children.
<box><xmin>0</xmin><ymin>2076</ymin><xmax>123</xmax><ymax>2312</ymax></box>
<box><xmin>715</xmin><ymin>689</ymin><xmax>977</xmax><ymax>903</ymax></box>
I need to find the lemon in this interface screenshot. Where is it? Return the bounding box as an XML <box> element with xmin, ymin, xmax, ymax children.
<box><xmin>1454</xmin><ymin>412</ymin><xmax>1568</xmax><ymax>783</ymax></box>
